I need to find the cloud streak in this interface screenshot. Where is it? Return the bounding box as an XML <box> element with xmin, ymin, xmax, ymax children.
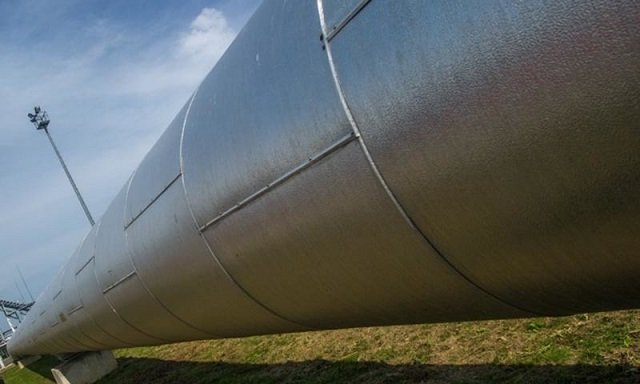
<box><xmin>0</xmin><ymin>1</ymin><xmax>260</xmax><ymax>307</ymax></box>
<box><xmin>181</xmin><ymin>8</ymin><xmax>236</xmax><ymax>62</ymax></box>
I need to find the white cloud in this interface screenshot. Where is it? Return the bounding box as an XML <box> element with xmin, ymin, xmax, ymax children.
<box><xmin>94</xmin><ymin>7</ymin><xmax>235</xmax><ymax>100</ymax></box>
<box><xmin>0</xmin><ymin>4</ymin><xmax>253</xmax><ymax>304</ymax></box>
<box><xmin>179</xmin><ymin>8</ymin><xmax>235</xmax><ymax>65</ymax></box>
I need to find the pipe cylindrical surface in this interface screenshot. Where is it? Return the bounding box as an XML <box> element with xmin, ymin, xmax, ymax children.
<box><xmin>9</xmin><ymin>0</ymin><xmax>640</xmax><ymax>357</ymax></box>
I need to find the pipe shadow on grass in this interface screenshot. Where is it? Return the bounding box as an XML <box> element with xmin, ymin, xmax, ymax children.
<box><xmin>2</xmin><ymin>355</ymin><xmax>58</xmax><ymax>382</ymax></box>
<box><xmin>95</xmin><ymin>357</ymin><xmax>640</xmax><ymax>384</ymax></box>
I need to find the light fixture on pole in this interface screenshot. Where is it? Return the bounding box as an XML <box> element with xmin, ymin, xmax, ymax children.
<box><xmin>28</xmin><ymin>106</ymin><xmax>95</xmax><ymax>226</ymax></box>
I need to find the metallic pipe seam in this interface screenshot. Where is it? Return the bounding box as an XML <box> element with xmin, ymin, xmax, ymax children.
<box><xmin>74</xmin><ymin>256</ymin><xmax>94</xmax><ymax>276</ymax></box>
<box><xmin>72</xmin><ymin>220</ymin><xmax>158</xmax><ymax>346</ymax></box>
<box><xmin>124</xmin><ymin>181</ymin><xmax>221</xmax><ymax>337</ymax></box>
<box><xmin>119</xmin><ymin>157</ymin><xmax>199</xmax><ymax>342</ymax></box>
<box><xmin>177</xmin><ymin>86</ymin><xmax>202</xmax><ymax>230</ymax></box>
<box><xmin>70</xmin><ymin>235</ymin><xmax>139</xmax><ymax>346</ymax></box>
<box><xmin>175</xmin><ymin>0</ymin><xmax>376</xmax><ymax>333</ymax></box>
<box><xmin>67</xmin><ymin>308</ymin><xmax>119</xmax><ymax>349</ymax></box>
<box><xmin>73</xmin><ymin>311</ymin><xmax>133</xmax><ymax>349</ymax></box>
<box><xmin>101</xmin><ymin>271</ymin><xmax>136</xmax><ymax>295</ymax></box>
<box><xmin>316</xmin><ymin>0</ymin><xmax>540</xmax><ymax>317</ymax></box>
<box><xmin>9</xmin><ymin>0</ymin><xmax>639</xmax><ymax>357</ymax></box>
<box><xmin>177</xmin><ymin>86</ymin><xmax>200</xmax><ymax>182</ymax></box>
<box><xmin>124</xmin><ymin>173</ymin><xmax>182</xmax><ymax>230</ymax></box>
<box><xmin>123</xmin><ymin>168</ymin><xmax>217</xmax><ymax>337</ymax></box>
<box><xmin>92</xmin><ymin>266</ymin><xmax>169</xmax><ymax>344</ymax></box>
<box><xmin>49</xmin><ymin>293</ymin><xmax>95</xmax><ymax>351</ymax></box>
<box><xmin>123</xmin><ymin>246</ymin><xmax>216</xmax><ymax>339</ymax></box>
<box><xmin>199</xmin><ymin>132</ymin><xmax>357</xmax><ymax>232</ymax></box>
<box><xmin>189</xmin><ymin>198</ymin><xmax>315</xmax><ymax>331</ymax></box>
<box><xmin>324</xmin><ymin>0</ymin><xmax>640</xmax><ymax>315</ymax></box>
<box><xmin>88</xmin><ymin>219</ymin><xmax>167</xmax><ymax>343</ymax></box>
<box><xmin>324</xmin><ymin>0</ymin><xmax>371</xmax><ymax>43</ymax></box>
<box><xmin>58</xmin><ymin>329</ymin><xmax>92</xmax><ymax>351</ymax></box>
<box><xmin>52</xmin><ymin>290</ymin><xmax>62</xmax><ymax>301</ymax></box>
<box><xmin>61</xmin><ymin>312</ymin><xmax>107</xmax><ymax>352</ymax></box>
<box><xmin>67</xmin><ymin>305</ymin><xmax>83</xmax><ymax>315</ymax></box>
<box><xmin>101</xmin><ymin>183</ymin><xmax>206</xmax><ymax>342</ymax></box>
<box><xmin>178</xmin><ymin>86</ymin><xmax>316</xmax><ymax>331</ymax></box>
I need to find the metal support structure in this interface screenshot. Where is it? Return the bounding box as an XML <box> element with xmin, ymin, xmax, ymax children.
<box><xmin>0</xmin><ymin>299</ymin><xmax>34</xmax><ymax>360</ymax></box>
<box><xmin>4</xmin><ymin>318</ymin><xmax>14</xmax><ymax>334</ymax></box>
<box><xmin>0</xmin><ymin>300</ymin><xmax>34</xmax><ymax>326</ymax></box>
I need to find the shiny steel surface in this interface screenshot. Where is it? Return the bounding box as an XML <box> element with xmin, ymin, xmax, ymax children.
<box><xmin>69</xmin><ymin>226</ymin><xmax>126</xmax><ymax>348</ymax></box>
<box><xmin>182</xmin><ymin>0</ymin><xmax>351</xmax><ymax>228</ymax></box>
<box><xmin>321</xmin><ymin>0</ymin><xmax>365</xmax><ymax>35</ymax></box>
<box><xmin>100</xmin><ymin>184</ymin><xmax>210</xmax><ymax>342</ymax></box>
<box><xmin>327</xmin><ymin>0</ymin><xmax>640</xmax><ymax>316</ymax></box>
<box><xmin>126</xmin><ymin>179</ymin><xmax>302</xmax><ymax>338</ymax></box>
<box><xmin>9</xmin><ymin>0</ymin><xmax>640</xmax><ymax>357</ymax></box>
<box><xmin>124</xmin><ymin>96</ymin><xmax>192</xmax><ymax>227</ymax></box>
<box><xmin>204</xmin><ymin>140</ymin><xmax>526</xmax><ymax>329</ymax></box>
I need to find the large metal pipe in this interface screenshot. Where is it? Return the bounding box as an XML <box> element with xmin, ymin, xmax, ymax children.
<box><xmin>9</xmin><ymin>0</ymin><xmax>640</xmax><ymax>357</ymax></box>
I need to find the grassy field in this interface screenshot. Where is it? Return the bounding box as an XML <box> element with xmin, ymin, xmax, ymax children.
<box><xmin>2</xmin><ymin>310</ymin><xmax>639</xmax><ymax>383</ymax></box>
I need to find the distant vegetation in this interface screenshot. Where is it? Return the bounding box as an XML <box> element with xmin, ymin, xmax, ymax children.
<box><xmin>2</xmin><ymin>310</ymin><xmax>639</xmax><ymax>383</ymax></box>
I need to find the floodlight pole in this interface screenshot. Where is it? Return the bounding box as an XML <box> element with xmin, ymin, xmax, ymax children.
<box><xmin>42</xmin><ymin>127</ymin><xmax>95</xmax><ymax>226</ymax></box>
<box><xmin>28</xmin><ymin>107</ymin><xmax>95</xmax><ymax>226</ymax></box>
<box><xmin>16</xmin><ymin>266</ymin><xmax>34</xmax><ymax>302</ymax></box>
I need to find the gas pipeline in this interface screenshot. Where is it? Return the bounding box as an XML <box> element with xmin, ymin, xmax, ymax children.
<box><xmin>8</xmin><ymin>0</ymin><xmax>640</xmax><ymax>357</ymax></box>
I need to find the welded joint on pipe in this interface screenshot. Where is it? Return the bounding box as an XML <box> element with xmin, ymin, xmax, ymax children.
<box><xmin>123</xmin><ymin>167</ymin><xmax>138</xmax><ymax>227</ymax></box>
<box><xmin>199</xmin><ymin>132</ymin><xmax>357</xmax><ymax>232</ymax></box>
<box><xmin>68</xmin><ymin>305</ymin><xmax>83</xmax><ymax>315</ymax></box>
<box><xmin>102</xmin><ymin>270</ymin><xmax>137</xmax><ymax>294</ymax></box>
<box><xmin>124</xmin><ymin>172</ymin><xmax>183</xmax><ymax>230</ymax></box>
<box><xmin>123</xmin><ymin>235</ymin><xmax>219</xmax><ymax>338</ymax></box>
<box><xmin>323</xmin><ymin>0</ymin><xmax>372</xmax><ymax>43</ymax></box>
<box><xmin>75</xmin><ymin>256</ymin><xmax>95</xmax><ymax>276</ymax></box>
<box><xmin>172</xmin><ymin>86</ymin><xmax>293</xmax><ymax>333</ymax></box>
<box><xmin>178</xmin><ymin>88</ymin><xmax>200</xmax><ymax>177</ymax></box>
<box><xmin>317</xmin><ymin>0</ymin><xmax>542</xmax><ymax>317</ymax></box>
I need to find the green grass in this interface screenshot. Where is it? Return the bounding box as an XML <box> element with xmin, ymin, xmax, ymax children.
<box><xmin>3</xmin><ymin>310</ymin><xmax>639</xmax><ymax>383</ymax></box>
<box><xmin>0</xmin><ymin>356</ymin><xmax>58</xmax><ymax>384</ymax></box>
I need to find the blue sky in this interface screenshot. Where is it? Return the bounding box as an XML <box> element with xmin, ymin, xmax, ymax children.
<box><xmin>0</xmin><ymin>0</ymin><xmax>261</xmax><ymax>315</ymax></box>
